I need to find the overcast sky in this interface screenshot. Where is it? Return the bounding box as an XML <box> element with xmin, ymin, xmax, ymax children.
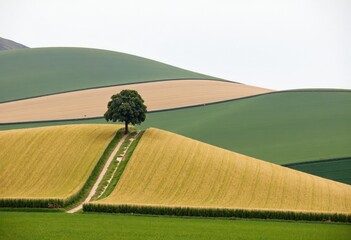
<box><xmin>1</xmin><ymin>0</ymin><xmax>350</xmax><ymax>90</ymax></box>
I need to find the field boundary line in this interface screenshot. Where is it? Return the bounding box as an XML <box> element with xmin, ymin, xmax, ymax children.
<box><xmin>67</xmin><ymin>132</ymin><xmax>130</xmax><ymax>213</ymax></box>
<box><xmin>2</xmin><ymin>88</ymin><xmax>350</xmax><ymax>126</ymax></box>
<box><xmin>83</xmin><ymin>204</ymin><xmax>351</xmax><ymax>222</ymax></box>
<box><xmin>283</xmin><ymin>157</ymin><xmax>351</xmax><ymax>167</ymax></box>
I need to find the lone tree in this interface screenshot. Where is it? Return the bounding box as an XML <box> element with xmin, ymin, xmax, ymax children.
<box><xmin>104</xmin><ymin>90</ymin><xmax>147</xmax><ymax>134</ymax></box>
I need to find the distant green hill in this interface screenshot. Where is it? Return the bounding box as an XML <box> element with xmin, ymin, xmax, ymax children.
<box><xmin>0</xmin><ymin>37</ymin><xmax>28</xmax><ymax>51</ymax></box>
<box><xmin>0</xmin><ymin>47</ymin><xmax>218</xmax><ymax>103</ymax></box>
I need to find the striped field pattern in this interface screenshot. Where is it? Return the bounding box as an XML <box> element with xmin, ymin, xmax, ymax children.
<box><xmin>92</xmin><ymin>128</ymin><xmax>351</xmax><ymax>214</ymax></box>
<box><xmin>0</xmin><ymin>124</ymin><xmax>121</xmax><ymax>200</ymax></box>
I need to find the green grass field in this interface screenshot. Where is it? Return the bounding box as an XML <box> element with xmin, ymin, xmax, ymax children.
<box><xmin>0</xmin><ymin>212</ymin><xmax>350</xmax><ymax>240</ymax></box>
<box><xmin>287</xmin><ymin>158</ymin><xmax>351</xmax><ymax>185</ymax></box>
<box><xmin>0</xmin><ymin>47</ymin><xmax>217</xmax><ymax>102</ymax></box>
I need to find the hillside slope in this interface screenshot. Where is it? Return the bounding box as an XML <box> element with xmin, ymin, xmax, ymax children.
<box><xmin>0</xmin><ymin>124</ymin><xmax>121</xmax><ymax>200</ymax></box>
<box><xmin>141</xmin><ymin>90</ymin><xmax>351</xmax><ymax>164</ymax></box>
<box><xmin>93</xmin><ymin>128</ymin><xmax>351</xmax><ymax>214</ymax></box>
<box><xmin>0</xmin><ymin>47</ymin><xmax>218</xmax><ymax>103</ymax></box>
<box><xmin>0</xmin><ymin>37</ymin><xmax>28</xmax><ymax>51</ymax></box>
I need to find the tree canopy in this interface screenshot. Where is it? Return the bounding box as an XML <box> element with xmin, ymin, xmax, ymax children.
<box><xmin>104</xmin><ymin>90</ymin><xmax>147</xmax><ymax>134</ymax></box>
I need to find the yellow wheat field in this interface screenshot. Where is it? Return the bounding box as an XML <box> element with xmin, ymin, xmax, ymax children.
<box><xmin>96</xmin><ymin>128</ymin><xmax>351</xmax><ymax>214</ymax></box>
<box><xmin>0</xmin><ymin>124</ymin><xmax>121</xmax><ymax>199</ymax></box>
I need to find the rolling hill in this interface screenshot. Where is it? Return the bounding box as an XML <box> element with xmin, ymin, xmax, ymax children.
<box><xmin>0</xmin><ymin>47</ymin><xmax>349</xmax><ymax>185</ymax></box>
<box><xmin>0</xmin><ymin>37</ymin><xmax>28</xmax><ymax>51</ymax></box>
<box><xmin>88</xmin><ymin>128</ymin><xmax>351</xmax><ymax>216</ymax></box>
<box><xmin>0</xmin><ymin>47</ymin><xmax>219</xmax><ymax>103</ymax></box>
<box><xmin>0</xmin><ymin>124</ymin><xmax>121</xmax><ymax>206</ymax></box>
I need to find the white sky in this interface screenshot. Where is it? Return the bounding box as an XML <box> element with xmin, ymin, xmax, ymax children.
<box><xmin>1</xmin><ymin>0</ymin><xmax>350</xmax><ymax>90</ymax></box>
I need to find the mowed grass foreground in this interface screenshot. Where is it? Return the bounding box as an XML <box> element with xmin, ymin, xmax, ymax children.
<box><xmin>0</xmin><ymin>212</ymin><xmax>350</xmax><ymax>240</ymax></box>
<box><xmin>88</xmin><ymin>129</ymin><xmax>351</xmax><ymax>218</ymax></box>
<box><xmin>0</xmin><ymin>124</ymin><xmax>121</xmax><ymax>204</ymax></box>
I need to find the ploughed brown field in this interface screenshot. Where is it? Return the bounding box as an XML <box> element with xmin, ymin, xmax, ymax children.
<box><xmin>0</xmin><ymin>80</ymin><xmax>272</xmax><ymax>123</ymax></box>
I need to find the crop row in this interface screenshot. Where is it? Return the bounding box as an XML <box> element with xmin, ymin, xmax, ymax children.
<box><xmin>83</xmin><ymin>204</ymin><xmax>351</xmax><ymax>223</ymax></box>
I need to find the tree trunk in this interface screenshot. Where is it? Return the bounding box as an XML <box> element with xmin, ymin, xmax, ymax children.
<box><xmin>124</xmin><ymin>121</ymin><xmax>129</xmax><ymax>135</ymax></box>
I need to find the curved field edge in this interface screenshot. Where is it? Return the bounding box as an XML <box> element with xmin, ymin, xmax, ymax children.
<box><xmin>0</xmin><ymin>47</ymin><xmax>221</xmax><ymax>103</ymax></box>
<box><xmin>83</xmin><ymin>204</ymin><xmax>351</xmax><ymax>222</ymax></box>
<box><xmin>0</xmin><ymin>127</ymin><xmax>124</xmax><ymax>209</ymax></box>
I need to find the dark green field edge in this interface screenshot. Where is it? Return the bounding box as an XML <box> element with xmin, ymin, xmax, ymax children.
<box><xmin>2</xmin><ymin>88</ymin><xmax>349</xmax><ymax>126</ymax></box>
<box><xmin>0</xmin><ymin>78</ymin><xmax>230</xmax><ymax>104</ymax></box>
<box><xmin>0</xmin><ymin>129</ymin><xmax>124</xmax><ymax>209</ymax></box>
<box><xmin>83</xmin><ymin>204</ymin><xmax>351</xmax><ymax>223</ymax></box>
<box><xmin>284</xmin><ymin>157</ymin><xmax>351</xmax><ymax>185</ymax></box>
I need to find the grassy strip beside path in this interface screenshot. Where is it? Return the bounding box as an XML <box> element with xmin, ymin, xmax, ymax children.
<box><xmin>67</xmin><ymin>130</ymin><xmax>128</xmax><ymax>212</ymax></box>
<box><xmin>91</xmin><ymin>131</ymin><xmax>138</xmax><ymax>201</ymax></box>
<box><xmin>95</xmin><ymin>131</ymin><xmax>144</xmax><ymax>200</ymax></box>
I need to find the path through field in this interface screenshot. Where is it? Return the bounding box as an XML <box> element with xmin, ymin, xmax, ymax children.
<box><xmin>67</xmin><ymin>132</ymin><xmax>130</xmax><ymax>213</ymax></box>
<box><xmin>97</xmin><ymin>131</ymin><xmax>141</xmax><ymax>199</ymax></box>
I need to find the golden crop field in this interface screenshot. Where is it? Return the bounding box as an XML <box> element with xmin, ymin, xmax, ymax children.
<box><xmin>0</xmin><ymin>124</ymin><xmax>121</xmax><ymax>199</ymax></box>
<box><xmin>95</xmin><ymin>128</ymin><xmax>351</xmax><ymax>214</ymax></box>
